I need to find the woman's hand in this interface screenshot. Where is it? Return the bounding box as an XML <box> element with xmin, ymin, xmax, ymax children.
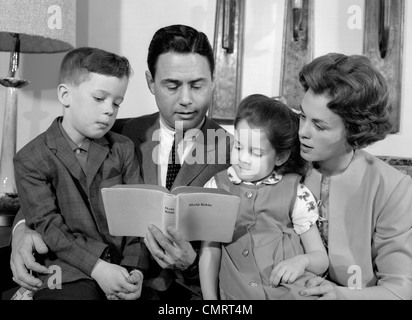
<box><xmin>300</xmin><ymin>276</ymin><xmax>338</xmax><ymax>300</ymax></box>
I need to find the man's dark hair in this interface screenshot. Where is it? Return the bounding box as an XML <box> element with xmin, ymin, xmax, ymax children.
<box><xmin>147</xmin><ymin>24</ymin><xmax>215</xmax><ymax>80</ymax></box>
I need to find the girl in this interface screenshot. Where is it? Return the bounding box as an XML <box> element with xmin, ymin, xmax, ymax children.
<box><xmin>199</xmin><ymin>94</ymin><xmax>328</xmax><ymax>300</ymax></box>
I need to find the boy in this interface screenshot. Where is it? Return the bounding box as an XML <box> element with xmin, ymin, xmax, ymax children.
<box><xmin>13</xmin><ymin>47</ymin><xmax>145</xmax><ymax>300</ymax></box>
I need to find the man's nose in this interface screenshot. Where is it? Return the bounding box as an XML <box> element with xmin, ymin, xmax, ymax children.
<box><xmin>179</xmin><ymin>85</ymin><xmax>193</xmax><ymax>106</ymax></box>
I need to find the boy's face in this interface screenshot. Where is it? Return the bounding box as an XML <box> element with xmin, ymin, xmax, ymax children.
<box><xmin>59</xmin><ymin>73</ymin><xmax>128</xmax><ymax>145</ymax></box>
<box><xmin>145</xmin><ymin>52</ymin><xmax>213</xmax><ymax>132</ymax></box>
<box><xmin>231</xmin><ymin>120</ymin><xmax>280</xmax><ymax>183</ymax></box>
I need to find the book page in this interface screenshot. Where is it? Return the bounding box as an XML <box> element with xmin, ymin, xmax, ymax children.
<box><xmin>175</xmin><ymin>192</ymin><xmax>240</xmax><ymax>242</ymax></box>
<box><xmin>102</xmin><ymin>186</ymin><xmax>167</xmax><ymax>237</ymax></box>
<box><xmin>172</xmin><ymin>186</ymin><xmax>232</xmax><ymax>196</ymax></box>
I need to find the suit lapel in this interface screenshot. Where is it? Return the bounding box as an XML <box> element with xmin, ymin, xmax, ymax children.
<box><xmin>45</xmin><ymin>118</ymin><xmax>85</xmax><ymax>184</ymax></box>
<box><xmin>172</xmin><ymin>118</ymin><xmax>216</xmax><ymax>188</ymax></box>
<box><xmin>140</xmin><ymin>139</ymin><xmax>159</xmax><ymax>185</ymax></box>
<box><xmin>138</xmin><ymin>115</ymin><xmax>160</xmax><ymax>185</ymax></box>
<box><xmin>86</xmin><ymin>137</ymin><xmax>109</xmax><ymax>189</ymax></box>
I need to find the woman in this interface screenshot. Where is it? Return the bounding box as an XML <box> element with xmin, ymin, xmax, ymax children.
<box><xmin>297</xmin><ymin>53</ymin><xmax>412</xmax><ymax>300</ymax></box>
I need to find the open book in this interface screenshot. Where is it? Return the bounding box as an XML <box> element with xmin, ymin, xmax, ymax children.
<box><xmin>101</xmin><ymin>184</ymin><xmax>240</xmax><ymax>243</ymax></box>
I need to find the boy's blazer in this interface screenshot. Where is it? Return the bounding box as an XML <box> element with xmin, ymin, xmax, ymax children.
<box><xmin>14</xmin><ymin>117</ymin><xmax>145</xmax><ymax>289</ymax></box>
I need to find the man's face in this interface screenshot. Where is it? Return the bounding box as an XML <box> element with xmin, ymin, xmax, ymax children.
<box><xmin>146</xmin><ymin>52</ymin><xmax>214</xmax><ymax>131</ymax></box>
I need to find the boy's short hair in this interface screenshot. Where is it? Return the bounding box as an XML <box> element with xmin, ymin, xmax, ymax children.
<box><xmin>147</xmin><ymin>24</ymin><xmax>215</xmax><ymax>80</ymax></box>
<box><xmin>299</xmin><ymin>53</ymin><xmax>392</xmax><ymax>148</ymax></box>
<box><xmin>58</xmin><ymin>47</ymin><xmax>132</xmax><ymax>85</ymax></box>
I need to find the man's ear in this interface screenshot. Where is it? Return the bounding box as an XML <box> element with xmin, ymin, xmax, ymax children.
<box><xmin>275</xmin><ymin>150</ymin><xmax>291</xmax><ymax>167</ymax></box>
<box><xmin>145</xmin><ymin>70</ymin><xmax>155</xmax><ymax>95</ymax></box>
<box><xmin>57</xmin><ymin>84</ymin><xmax>70</xmax><ymax>107</ymax></box>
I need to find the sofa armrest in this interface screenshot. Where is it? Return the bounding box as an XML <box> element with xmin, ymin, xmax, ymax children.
<box><xmin>0</xmin><ymin>245</ymin><xmax>15</xmax><ymax>295</ymax></box>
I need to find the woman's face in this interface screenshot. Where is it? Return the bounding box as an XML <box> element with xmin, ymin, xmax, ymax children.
<box><xmin>298</xmin><ymin>89</ymin><xmax>352</xmax><ymax>171</ymax></box>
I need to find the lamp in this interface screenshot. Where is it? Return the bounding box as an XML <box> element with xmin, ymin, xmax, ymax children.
<box><xmin>0</xmin><ymin>0</ymin><xmax>76</xmax><ymax>225</ymax></box>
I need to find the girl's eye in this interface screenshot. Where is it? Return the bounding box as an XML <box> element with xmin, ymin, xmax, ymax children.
<box><xmin>113</xmin><ymin>103</ymin><xmax>120</xmax><ymax>108</ymax></box>
<box><xmin>299</xmin><ymin>113</ymin><xmax>306</xmax><ymax>120</ymax></box>
<box><xmin>94</xmin><ymin>97</ymin><xmax>104</xmax><ymax>102</ymax></box>
<box><xmin>315</xmin><ymin>125</ymin><xmax>325</xmax><ymax>131</ymax></box>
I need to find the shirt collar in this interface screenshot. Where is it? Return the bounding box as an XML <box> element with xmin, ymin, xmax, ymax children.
<box><xmin>58</xmin><ymin>119</ymin><xmax>90</xmax><ymax>152</ymax></box>
<box><xmin>227</xmin><ymin>166</ymin><xmax>283</xmax><ymax>185</ymax></box>
<box><xmin>159</xmin><ymin>116</ymin><xmax>205</xmax><ymax>142</ymax></box>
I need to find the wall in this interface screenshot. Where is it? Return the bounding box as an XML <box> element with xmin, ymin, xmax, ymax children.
<box><xmin>313</xmin><ymin>0</ymin><xmax>412</xmax><ymax>158</ymax></box>
<box><xmin>0</xmin><ymin>0</ymin><xmax>411</xmax><ymax>158</ymax></box>
<box><xmin>0</xmin><ymin>0</ymin><xmax>216</xmax><ymax>154</ymax></box>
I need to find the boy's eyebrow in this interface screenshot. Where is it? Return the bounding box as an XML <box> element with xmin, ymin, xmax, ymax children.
<box><xmin>94</xmin><ymin>89</ymin><xmax>109</xmax><ymax>93</ymax></box>
<box><xmin>94</xmin><ymin>89</ymin><xmax>124</xmax><ymax>100</ymax></box>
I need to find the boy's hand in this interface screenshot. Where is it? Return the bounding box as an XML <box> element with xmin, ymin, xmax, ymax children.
<box><xmin>91</xmin><ymin>260</ymin><xmax>142</xmax><ymax>299</ymax></box>
<box><xmin>269</xmin><ymin>255</ymin><xmax>308</xmax><ymax>287</ymax></box>
<box><xmin>112</xmin><ymin>269</ymin><xmax>143</xmax><ymax>300</ymax></box>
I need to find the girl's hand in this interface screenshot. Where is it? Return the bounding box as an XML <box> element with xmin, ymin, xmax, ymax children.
<box><xmin>269</xmin><ymin>255</ymin><xmax>308</xmax><ymax>287</ymax></box>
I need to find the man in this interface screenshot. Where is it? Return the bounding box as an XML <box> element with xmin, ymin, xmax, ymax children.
<box><xmin>9</xmin><ymin>24</ymin><xmax>232</xmax><ymax>300</ymax></box>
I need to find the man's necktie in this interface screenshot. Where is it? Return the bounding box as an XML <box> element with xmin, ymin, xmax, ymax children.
<box><xmin>166</xmin><ymin>135</ymin><xmax>181</xmax><ymax>190</ymax></box>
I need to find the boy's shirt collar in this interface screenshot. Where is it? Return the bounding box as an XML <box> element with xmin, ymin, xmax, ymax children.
<box><xmin>58</xmin><ymin>118</ymin><xmax>90</xmax><ymax>152</ymax></box>
<box><xmin>227</xmin><ymin>166</ymin><xmax>283</xmax><ymax>186</ymax></box>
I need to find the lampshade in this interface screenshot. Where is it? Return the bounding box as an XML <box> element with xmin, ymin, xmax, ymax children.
<box><xmin>0</xmin><ymin>0</ymin><xmax>76</xmax><ymax>223</ymax></box>
<box><xmin>0</xmin><ymin>0</ymin><xmax>76</xmax><ymax>53</ymax></box>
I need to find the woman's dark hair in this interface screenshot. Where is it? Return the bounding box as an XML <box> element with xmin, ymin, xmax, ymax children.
<box><xmin>147</xmin><ymin>24</ymin><xmax>215</xmax><ymax>80</ymax></box>
<box><xmin>59</xmin><ymin>47</ymin><xmax>132</xmax><ymax>85</ymax></box>
<box><xmin>299</xmin><ymin>53</ymin><xmax>392</xmax><ymax>148</ymax></box>
<box><xmin>234</xmin><ymin>94</ymin><xmax>308</xmax><ymax>176</ymax></box>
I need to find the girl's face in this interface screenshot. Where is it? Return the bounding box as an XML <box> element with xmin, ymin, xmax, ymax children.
<box><xmin>298</xmin><ymin>89</ymin><xmax>353</xmax><ymax>173</ymax></box>
<box><xmin>231</xmin><ymin>120</ymin><xmax>282</xmax><ymax>183</ymax></box>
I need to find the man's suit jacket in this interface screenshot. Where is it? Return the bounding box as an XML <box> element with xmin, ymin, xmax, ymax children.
<box><xmin>13</xmin><ymin>117</ymin><xmax>145</xmax><ymax>290</ymax></box>
<box><xmin>112</xmin><ymin>112</ymin><xmax>232</xmax><ymax>299</ymax></box>
<box><xmin>114</xmin><ymin>112</ymin><xmax>232</xmax><ymax>189</ymax></box>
